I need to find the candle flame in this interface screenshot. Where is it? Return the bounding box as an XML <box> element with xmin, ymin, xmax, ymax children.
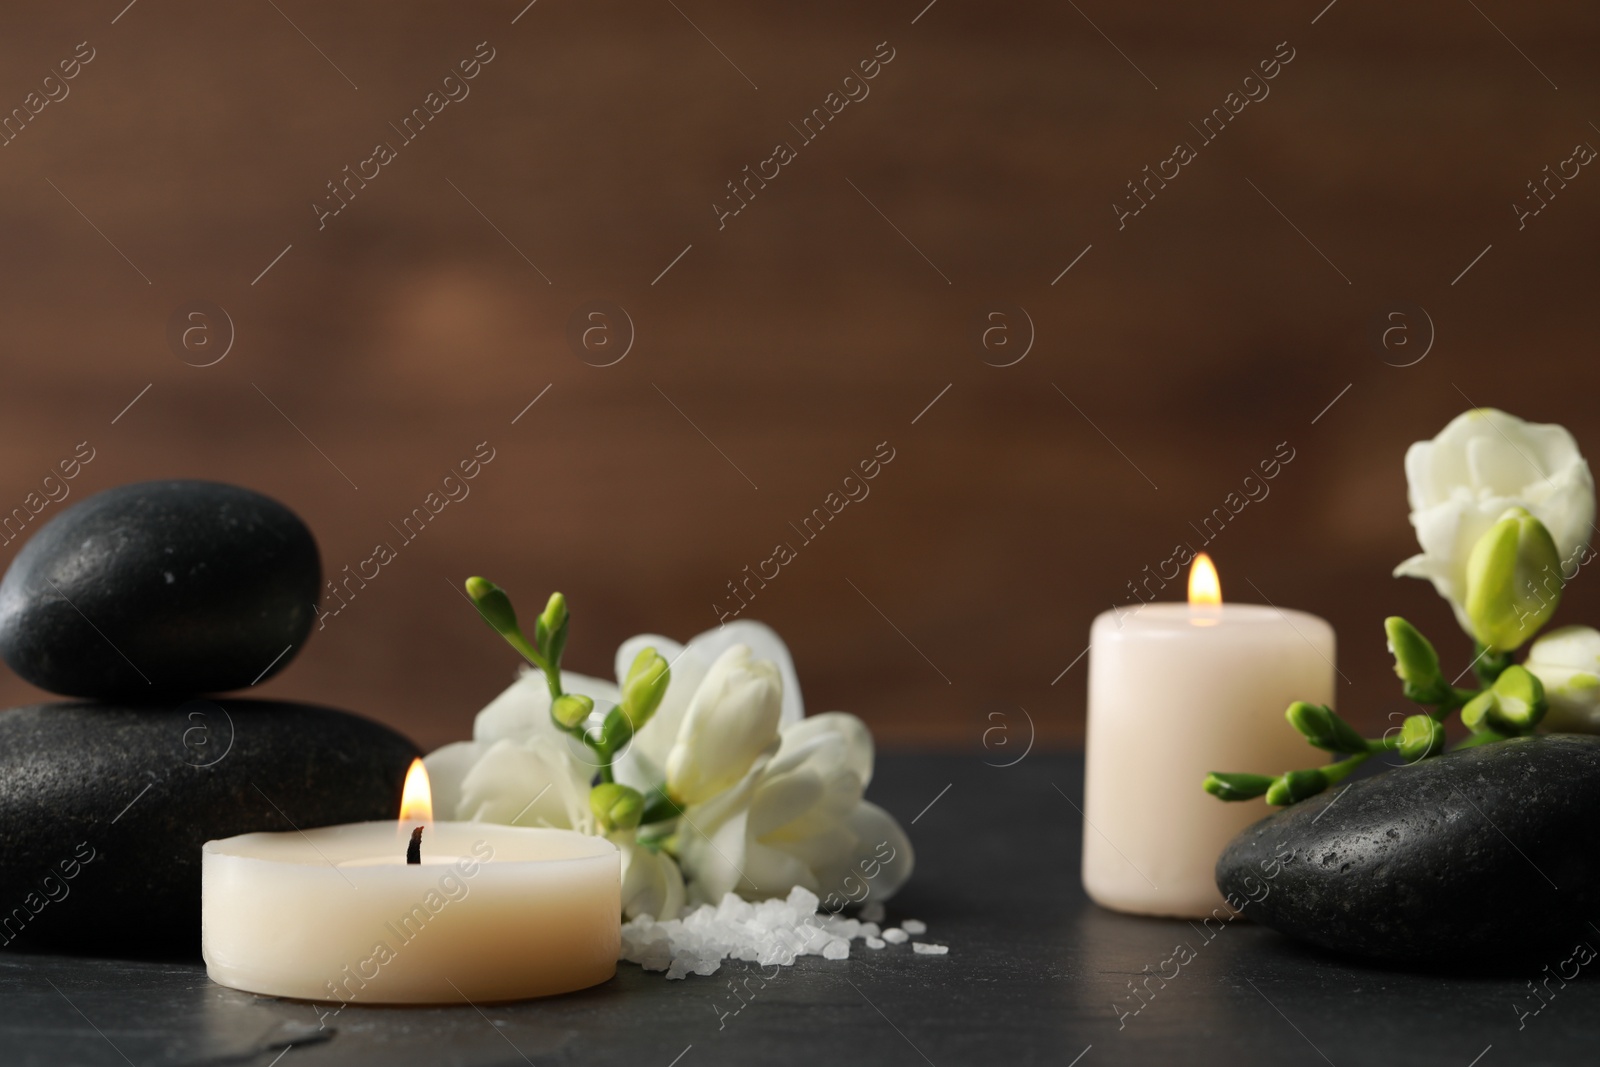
<box><xmin>398</xmin><ymin>758</ymin><xmax>433</xmax><ymax>824</ymax></box>
<box><xmin>1188</xmin><ymin>553</ymin><xmax>1222</xmax><ymax>607</ymax></box>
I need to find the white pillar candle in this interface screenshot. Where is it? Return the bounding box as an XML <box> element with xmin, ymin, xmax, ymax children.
<box><xmin>202</xmin><ymin>762</ymin><xmax>619</xmax><ymax>1004</ymax></box>
<box><xmin>1081</xmin><ymin>554</ymin><xmax>1336</xmax><ymax>918</ymax></box>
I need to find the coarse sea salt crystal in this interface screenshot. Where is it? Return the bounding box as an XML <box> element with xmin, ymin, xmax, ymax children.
<box><xmin>824</xmin><ymin>916</ymin><xmax>862</xmax><ymax>940</ymax></box>
<box><xmin>859</xmin><ymin>901</ymin><xmax>886</xmax><ymax>923</ymax></box>
<box><xmin>901</xmin><ymin>919</ymin><xmax>927</xmax><ymax>935</ymax></box>
<box><xmin>787</xmin><ymin>886</ymin><xmax>821</xmax><ymax>914</ymax></box>
<box><xmin>619</xmin><ymin>883</ymin><xmax>907</xmax><ymax>980</ymax></box>
<box><xmin>912</xmin><ymin>942</ymin><xmax>948</xmax><ymax>956</ymax></box>
<box><xmin>882</xmin><ymin>928</ymin><xmax>909</xmax><ymax>944</ymax></box>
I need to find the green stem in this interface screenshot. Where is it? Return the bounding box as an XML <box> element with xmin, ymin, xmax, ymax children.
<box><xmin>1322</xmin><ymin>751</ymin><xmax>1372</xmax><ymax>784</ymax></box>
<box><xmin>502</xmin><ymin>631</ymin><xmax>548</xmax><ymax>673</ymax></box>
<box><xmin>1471</xmin><ymin>644</ymin><xmax>1514</xmax><ymax>687</ymax></box>
<box><xmin>540</xmin><ymin>661</ymin><xmax>563</xmax><ymax>702</ymax></box>
<box><xmin>1425</xmin><ymin>687</ymin><xmax>1478</xmax><ymax>719</ymax></box>
<box><xmin>1452</xmin><ymin>730</ymin><xmax>1506</xmax><ymax>751</ymax></box>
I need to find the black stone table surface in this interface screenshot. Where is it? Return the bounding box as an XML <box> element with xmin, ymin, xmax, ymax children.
<box><xmin>1</xmin><ymin>752</ymin><xmax>1593</xmax><ymax>1066</ymax></box>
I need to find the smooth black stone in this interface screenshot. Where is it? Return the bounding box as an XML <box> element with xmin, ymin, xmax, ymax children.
<box><xmin>0</xmin><ymin>700</ymin><xmax>418</xmax><ymax>956</ymax></box>
<box><xmin>0</xmin><ymin>480</ymin><xmax>321</xmax><ymax>699</ymax></box>
<box><xmin>1217</xmin><ymin>734</ymin><xmax>1600</xmax><ymax>965</ymax></box>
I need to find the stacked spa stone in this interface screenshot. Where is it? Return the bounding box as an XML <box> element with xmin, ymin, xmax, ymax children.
<box><xmin>0</xmin><ymin>481</ymin><xmax>418</xmax><ymax>955</ymax></box>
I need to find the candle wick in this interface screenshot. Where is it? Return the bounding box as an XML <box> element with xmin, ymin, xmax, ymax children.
<box><xmin>406</xmin><ymin>825</ymin><xmax>423</xmax><ymax>865</ymax></box>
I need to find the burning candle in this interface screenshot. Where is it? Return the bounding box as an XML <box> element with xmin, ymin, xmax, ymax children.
<box><xmin>1081</xmin><ymin>554</ymin><xmax>1336</xmax><ymax>917</ymax></box>
<box><xmin>202</xmin><ymin>760</ymin><xmax>620</xmax><ymax>1004</ymax></box>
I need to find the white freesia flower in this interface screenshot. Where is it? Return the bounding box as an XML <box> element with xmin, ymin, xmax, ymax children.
<box><xmin>426</xmin><ymin>621</ymin><xmax>911</xmax><ymax>919</ymax></box>
<box><xmin>665</xmin><ymin>645</ymin><xmax>783</xmax><ymax>805</ymax></box>
<box><xmin>675</xmin><ymin>713</ymin><xmax>914</xmax><ymax>906</ymax></box>
<box><xmin>1395</xmin><ymin>408</ymin><xmax>1594</xmax><ymax>635</ymax></box>
<box><xmin>1525</xmin><ymin>625</ymin><xmax>1600</xmax><ymax>733</ymax></box>
<box><xmin>610</xmin><ymin>621</ymin><xmax>804</xmax><ymax>794</ymax></box>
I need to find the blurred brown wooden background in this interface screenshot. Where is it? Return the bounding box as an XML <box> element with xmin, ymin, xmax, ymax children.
<box><xmin>1</xmin><ymin>1</ymin><xmax>1597</xmax><ymax>753</ymax></box>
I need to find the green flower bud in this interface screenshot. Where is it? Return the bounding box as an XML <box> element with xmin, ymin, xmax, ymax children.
<box><xmin>536</xmin><ymin>591</ymin><xmax>569</xmax><ymax>666</ymax></box>
<box><xmin>589</xmin><ymin>782</ymin><xmax>644</xmax><ymax>832</ymax></box>
<box><xmin>1461</xmin><ymin>664</ymin><xmax>1547</xmax><ymax>735</ymax></box>
<box><xmin>1203</xmin><ymin>772</ymin><xmax>1276</xmax><ymax>801</ymax></box>
<box><xmin>1385</xmin><ymin>616</ymin><xmax>1452</xmax><ymax>705</ymax></box>
<box><xmin>551</xmin><ymin>693</ymin><xmax>595</xmax><ymax>730</ymax></box>
<box><xmin>540</xmin><ymin>592</ymin><xmax>568</xmax><ymax>638</ymax></box>
<box><xmin>1396</xmin><ymin>713</ymin><xmax>1445</xmax><ymax>762</ymax></box>
<box><xmin>1285</xmin><ymin>702</ymin><xmax>1369</xmax><ymax>753</ymax></box>
<box><xmin>465</xmin><ymin>576</ymin><xmax>519</xmax><ymax>637</ymax></box>
<box><xmin>1464</xmin><ymin>507</ymin><xmax>1563</xmax><ymax>652</ymax></box>
<box><xmin>1493</xmin><ymin>664</ymin><xmax>1546</xmax><ymax>728</ymax></box>
<box><xmin>1265</xmin><ymin>768</ymin><xmax>1328</xmax><ymax>807</ymax></box>
<box><xmin>621</xmin><ymin>647</ymin><xmax>671</xmax><ymax>728</ymax></box>
<box><xmin>1460</xmin><ymin>690</ymin><xmax>1494</xmax><ymax>733</ymax></box>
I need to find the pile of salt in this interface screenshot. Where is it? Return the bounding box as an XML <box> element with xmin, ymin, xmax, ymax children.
<box><xmin>618</xmin><ymin>889</ymin><xmax>948</xmax><ymax>979</ymax></box>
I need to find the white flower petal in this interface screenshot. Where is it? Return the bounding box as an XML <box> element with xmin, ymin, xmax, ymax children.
<box><xmin>1527</xmin><ymin>625</ymin><xmax>1600</xmax><ymax>733</ymax></box>
<box><xmin>684</xmin><ymin>620</ymin><xmax>805</xmax><ymax>725</ymax></box>
<box><xmin>750</xmin><ymin>714</ymin><xmax>872</xmax><ymax>842</ymax></box>
<box><xmin>1528</xmin><ymin>625</ymin><xmax>1600</xmax><ymax>670</ymax></box>
<box><xmin>769</xmin><ymin>712</ymin><xmax>874</xmax><ymax>786</ymax></box>
<box><xmin>1466</xmin><ymin>431</ymin><xmax>1536</xmax><ymax>497</ymax></box>
<box><xmin>747</xmin><ymin>769</ymin><xmax>824</xmax><ymax>839</ymax></box>
<box><xmin>665</xmin><ymin>645</ymin><xmax>783</xmax><ymax>804</ymax></box>
<box><xmin>457</xmin><ymin>737</ymin><xmax>593</xmax><ymax>832</ymax></box>
<box><xmin>811</xmin><ymin>801</ymin><xmax>916</xmax><ymax>904</ymax></box>
<box><xmin>617</xmin><ymin>838</ymin><xmax>686</xmax><ymax>921</ymax></box>
<box><xmin>422</xmin><ymin>740</ymin><xmax>489</xmax><ymax>822</ymax></box>
<box><xmin>740</xmin><ymin>837</ymin><xmax>820</xmax><ymax>896</ymax></box>
<box><xmin>677</xmin><ymin>803</ymin><xmax>752</xmax><ymax>903</ymax></box>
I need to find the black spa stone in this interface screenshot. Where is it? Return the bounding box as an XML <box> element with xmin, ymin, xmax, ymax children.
<box><xmin>0</xmin><ymin>700</ymin><xmax>418</xmax><ymax>956</ymax></box>
<box><xmin>1216</xmin><ymin>734</ymin><xmax>1600</xmax><ymax>966</ymax></box>
<box><xmin>0</xmin><ymin>480</ymin><xmax>320</xmax><ymax>699</ymax></box>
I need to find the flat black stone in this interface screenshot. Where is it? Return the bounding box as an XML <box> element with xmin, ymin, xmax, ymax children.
<box><xmin>1217</xmin><ymin>734</ymin><xmax>1600</xmax><ymax>965</ymax></box>
<box><xmin>2</xmin><ymin>752</ymin><xmax>1597</xmax><ymax>1067</ymax></box>
<box><xmin>0</xmin><ymin>700</ymin><xmax>417</xmax><ymax>956</ymax></box>
<box><xmin>0</xmin><ymin>480</ymin><xmax>321</xmax><ymax>699</ymax></box>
